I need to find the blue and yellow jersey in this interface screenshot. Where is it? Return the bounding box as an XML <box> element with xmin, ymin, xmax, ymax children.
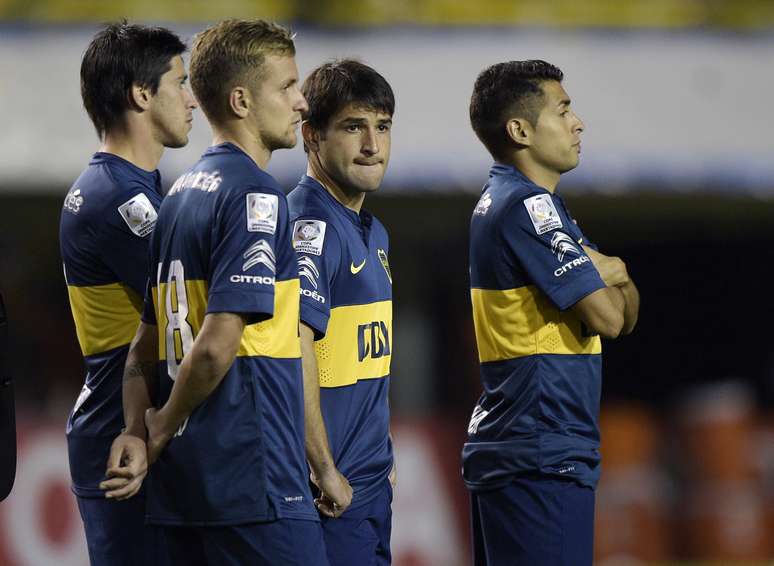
<box><xmin>59</xmin><ymin>152</ymin><xmax>161</xmax><ymax>497</ymax></box>
<box><xmin>464</xmin><ymin>163</ymin><xmax>608</xmax><ymax>491</ymax></box>
<box><xmin>287</xmin><ymin>175</ymin><xmax>393</xmax><ymax>508</ymax></box>
<box><xmin>141</xmin><ymin>143</ymin><xmax>317</xmax><ymax>525</ymax></box>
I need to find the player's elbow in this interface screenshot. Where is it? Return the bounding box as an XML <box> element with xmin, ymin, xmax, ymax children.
<box><xmin>620</xmin><ymin>316</ymin><xmax>638</xmax><ymax>336</ymax></box>
<box><xmin>598</xmin><ymin>313</ymin><xmax>624</xmax><ymax>339</ymax></box>
<box><xmin>587</xmin><ymin>311</ymin><xmax>624</xmax><ymax>339</ymax></box>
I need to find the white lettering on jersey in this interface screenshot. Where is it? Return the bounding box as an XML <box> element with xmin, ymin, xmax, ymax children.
<box><xmin>554</xmin><ymin>255</ymin><xmax>591</xmax><ymax>277</ymax></box>
<box><xmin>168</xmin><ymin>170</ymin><xmax>222</xmax><ymax>195</ymax></box>
<box><xmin>230</xmin><ymin>274</ymin><xmax>275</xmax><ymax>285</ymax></box>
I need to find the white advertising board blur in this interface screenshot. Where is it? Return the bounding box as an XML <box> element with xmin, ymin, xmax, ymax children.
<box><xmin>1</xmin><ymin>25</ymin><xmax>772</xmax><ymax>194</ymax></box>
<box><xmin>0</xmin><ymin>418</ymin><xmax>468</xmax><ymax>566</ymax></box>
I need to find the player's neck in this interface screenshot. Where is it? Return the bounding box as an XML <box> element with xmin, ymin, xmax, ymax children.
<box><xmin>306</xmin><ymin>163</ymin><xmax>366</xmax><ymax>214</ymax></box>
<box><xmin>211</xmin><ymin>122</ymin><xmax>272</xmax><ymax>170</ymax></box>
<box><xmin>509</xmin><ymin>155</ymin><xmax>560</xmax><ymax>193</ymax></box>
<box><xmin>100</xmin><ymin>127</ymin><xmax>163</xmax><ymax>172</ymax></box>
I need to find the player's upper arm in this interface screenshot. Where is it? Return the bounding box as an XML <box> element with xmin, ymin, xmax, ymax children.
<box><xmin>501</xmin><ymin>194</ymin><xmax>606</xmax><ymax>311</ymax></box>
<box><xmin>571</xmin><ymin>288</ymin><xmax>624</xmax><ymax>339</ymax></box>
<box><xmin>291</xmin><ymin>216</ymin><xmax>342</xmax><ymax>339</ymax></box>
<box><xmin>207</xmin><ymin>185</ymin><xmax>283</xmax><ymax>323</ymax></box>
<box><xmin>100</xmin><ymin>190</ymin><xmax>160</xmax><ymax>296</ymax></box>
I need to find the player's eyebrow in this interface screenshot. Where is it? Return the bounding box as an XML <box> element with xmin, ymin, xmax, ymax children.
<box><xmin>557</xmin><ymin>98</ymin><xmax>571</xmax><ymax>108</ymax></box>
<box><xmin>340</xmin><ymin>117</ymin><xmax>368</xmax><ymax>125</ymax></box>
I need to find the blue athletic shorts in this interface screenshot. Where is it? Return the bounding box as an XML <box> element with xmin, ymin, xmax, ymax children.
<box><xmin>470</xmin><ymin>476</ymin><xmax>595</xmax><ymax>566</ymax></box>
<box><xmin>76</xmin><ymin>494</ymin><xmax>166</xmax><ymax>566</ymax></box>
<box><xmin>158</xmin><ymin>519</ymin><xmax>328</xmax><ymax>566</ymax></box>
<box><xmin>320</xmin><ymin>479</ymin><xmax>392</xmax><ymax>566</ymax></box>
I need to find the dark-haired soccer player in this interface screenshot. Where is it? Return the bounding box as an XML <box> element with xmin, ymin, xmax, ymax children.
<box><xmin>112</xmin><ymin>19</ymin><xmax>328</xmax><ymax>564</ymax></box>
<box><xmin>464</xmin><ymin>60</ymin><xmax>640</xmax><ymax>565</ymax></box>
<box><xmin>60</xmin><ymin>22</ymin><xmax>196</xmax><ymax>565</ymax></box>
<box><xmin>288</xmin><ymin>59</ymin><xmax>395</xmax><ymax>566</ymax></box>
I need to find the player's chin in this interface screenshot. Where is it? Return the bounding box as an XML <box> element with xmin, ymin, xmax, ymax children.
<box><xmin>277</xmin><ymin>131</ymin><xmax>298</xmax><ymax>150</ymax></box>
<box><xmin>559</xmin><ymin>157</ymin><xmax>580</xmax><ymax>174</ymax></box>
<box><xmin>164</xmin><ymin>133</ymin><xmax>189</xmax><ymax>149</ymax></box>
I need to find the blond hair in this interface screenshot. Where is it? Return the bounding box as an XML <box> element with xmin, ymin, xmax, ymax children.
<box><xmin>190</xmin><ymin>19</ymin><xmax>295</xmax><ymax>123</ymax></box>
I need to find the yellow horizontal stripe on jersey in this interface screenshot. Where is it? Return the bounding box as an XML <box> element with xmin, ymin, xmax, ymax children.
<box><xmin>471</xmin><ymin>286</ymin><xmax>601</xmax><ymax>363</ymax></box>
<box><xmin>154</xmin><ymin>278</ymin><xmax>301</xmax><ymax>360</ymax></box>
<box><xmin>238</xmin><ymin>279</ymin><xmax>301</xmax><ymax>359</ymax></box>
<box><xmin>67</xmin><ymin>283</ymin><xmax>143</xmax><ymax>356</ymax></box>
<box><xmin>315</xmin><ymin>300</ymin><xmax>392</xmax><ymax>389</ymax></box>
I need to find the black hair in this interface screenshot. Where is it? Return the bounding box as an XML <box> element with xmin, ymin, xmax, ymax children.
<box><xmin>302</xmin><ymin>59</ymin><xmax>395</xmax><ymax>133</ymax></box>
<box><xmin>80</xmin><ymin>21</ymin><xmax>186</xmax><ymax>138</ymax></box>
<box><xmin>469</xmin><ymin>60</ymin><xmax>563</xmax><ymax>160</ymax></box>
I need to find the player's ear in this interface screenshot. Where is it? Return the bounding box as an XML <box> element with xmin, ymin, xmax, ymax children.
<box><xmin>506</xmin><ymin>117</ymin><xmax>532</xmax><ymax>147</ymax></box>
<box><xmin>128</xmin><ymin>82</ymin><xmax>152</xmax><ymax>111</ymax></box>
<box><xmin>228</xmin><ymin>86</ymin><xmax>250</xmax><ymax>119</ymax></box>
<box><xmin>302</xmin><ymin>121</ymin><xmax>321</xmax><ymax>152</ymax></box>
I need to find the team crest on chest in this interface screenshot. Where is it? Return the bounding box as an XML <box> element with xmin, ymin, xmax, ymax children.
<box><xmin>377</xmin><ymin>248</ymin><xmax>392</xmax><ymax>284</ymax></box>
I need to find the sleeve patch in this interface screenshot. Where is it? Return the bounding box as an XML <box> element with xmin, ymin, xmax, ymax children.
<box><xmin>246</xmin><ymin>193</ymin><xmax>279</xmax><ymax>234</ymax></box>
<box><xmin>117</xmin><ymin>193</ymin><xmax>158</xmax><ymax>237</ymax></box>
<box><xmin>292</xmin><ymin>220</ymin><xmax>327</xmax><ymax>256</ymax></box>
<box><xmin>523</xmin><ymin>194</ymin><xmax>563</xmax><ymax>235</ymax></box>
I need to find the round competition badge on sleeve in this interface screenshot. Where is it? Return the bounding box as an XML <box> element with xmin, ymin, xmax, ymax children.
<box><xmin>246</xmin><ymin>193</ymin><xmax>279</xmax><ymax>234</ymax></box>
<box><xmin>292</xmin><ymin>220</ymin><xmax>326</xmax><ymax>256</ymax></box>
<box><xmin>117</xmin><ymin>193</ymin><xmax>158</xmax><ymax>237</ymax></box>
<box><xmin>523</xmin><ymin>194</ymin><xmax>563</xmax><ymax>235</ymax></box>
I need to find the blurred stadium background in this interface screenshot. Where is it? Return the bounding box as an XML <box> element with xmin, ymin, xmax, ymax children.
<box><xmin>2</xmin><ymin>1</ymin><xmax>774</xmax><ymax>564</ymax></box>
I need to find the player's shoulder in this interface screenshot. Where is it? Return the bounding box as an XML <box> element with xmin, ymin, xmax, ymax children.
<box><xmin>62</xmin><ymin>153</ymin><xmax>159</xmax><ymax>228</ymax></box>
<box><xmin>287</xmin><ymin>177</ymin><xmax>333</xmax><ymax>220</ymax></box>
<box><xmin>476</xmin><ymin>164</ymin><xmax>550</xmax><ymax>220</ymax></box>
<box><xmin>198</xmin><ymin>143</ymin><xmax>286</xmax><ymax>199</ymax></box>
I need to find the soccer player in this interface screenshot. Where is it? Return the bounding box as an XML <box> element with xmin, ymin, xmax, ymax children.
<box><xmin>464</xmin><ymin>60</ymin><xmax>640</xmax><ymax>565</ymax></box>
<box><xmin>59</xmin><ymin>22</ymin><xmax>196</xmax><ymax>565</ymax></box>
<box><xmin>287</xmin><ymin>60</ymin><xmax>395</xmax><ymax>566</ymax></box>
<box><xmin>108</xmin><ymin>19</ymin><xmax>328</xmax><ymax>565</ymax></box>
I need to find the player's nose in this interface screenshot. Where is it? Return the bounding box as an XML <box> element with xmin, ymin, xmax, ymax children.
<box><xmin>362</xmin><ymin>128</ymin><xmax>379</xmax><ymax>156</ymax></box>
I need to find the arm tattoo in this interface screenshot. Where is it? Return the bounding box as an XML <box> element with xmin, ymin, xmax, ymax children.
<box><xmin>124</xmin><ymin>361</ymin><xmax>157</xmax><ymax>382</ymax></box>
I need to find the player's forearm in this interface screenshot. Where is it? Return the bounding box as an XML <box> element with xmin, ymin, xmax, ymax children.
<box><xmin>123</xmin><ymin>361</ymin><xmax>154</xmax><ymax>439</ymax></box>
<box><xmin>300</xmin><ymin>323</ymin><xmax>336</xmax><ymax>478</ymax></box>
<box><xmin>617</xmin><ymin>279</ymin><xmax>640</xmax><ymax>335</ymax></box>
<box><xmin>123</xmin><ymin>324</ymin><xmax>158</xmax><ymax>438</ymax></box>
<box><xmin>158</xmin><ymin>341</ymin><xmax>234</xmax><ymax>434</ymax></box>
<box><xmin>157</xmin><ymin>313</ymin><xmax>243</xmax><ymax>436</ymax></box>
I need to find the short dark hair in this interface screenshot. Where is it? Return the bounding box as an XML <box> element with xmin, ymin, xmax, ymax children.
<box><xmin>80</xmin><ymin>22</ymin><xmax>186</xmax><ymax>139</ymax></box>
<box><xmin>302</xmin><ymin>59</ymin><xmax>395</xmax><ymax>133</ymax></box>
<box><xmin>470</xmin><ymin>60</ymin><xmax>563</xmax><ymax>160</ymax></box>
<box><xmin>190</xmin><ymin>19</ymin><xmax>295</xmax><ymax>125</ymax></box>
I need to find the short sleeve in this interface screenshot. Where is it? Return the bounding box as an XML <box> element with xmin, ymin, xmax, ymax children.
<box><xmin>99</xmin><ymin>190</ymin><xmax>160</xmax><ymax>296</ymax></box>
<box><xmin>207</xmin><ymin>187</ymin><xmax>282</xmax><ymax>322</ymax></box>
<box><xmin>291</xmin><ymin>218</ymin><xmax>341</xmax><ymax>338</ymax></box>
<box><xmin>503</xmin><ymin>195</ymin><xmax>605</xmax><ymax>310</ymax></box>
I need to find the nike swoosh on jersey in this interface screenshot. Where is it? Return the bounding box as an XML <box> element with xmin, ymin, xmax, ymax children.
<box><xmin>350</xmin><ymin>259</ymin><xmax>366</xmax><ymax>274</ymax></box>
